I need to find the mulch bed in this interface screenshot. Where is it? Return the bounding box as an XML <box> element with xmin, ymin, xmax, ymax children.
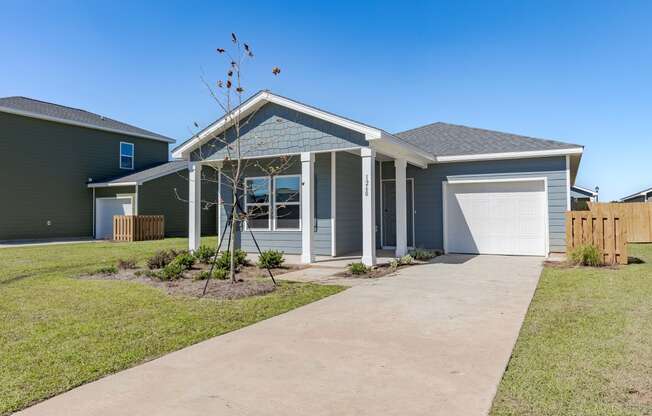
<box><xmin>79</xmin><ymin>263</ymin><xmax>305</xmax><ymax>300</ymax></box>
<box><xmin>334</xmin><ymin>262</ymin><xmax>420</xmax><ymax>279</ymax></box>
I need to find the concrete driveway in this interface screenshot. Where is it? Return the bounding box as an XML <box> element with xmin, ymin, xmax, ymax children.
<box><xmin>17</xmin><ymin>255</ymin><xmax>542</xmax><ymax>416</ymax></box>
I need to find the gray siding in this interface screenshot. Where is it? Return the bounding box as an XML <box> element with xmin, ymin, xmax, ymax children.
<box><xmin>138</xmin><ymin>167</ymin><xmax>217</xmax><ymax>237</ymax></box>
<box><xmin>335</xmin><ymin>152</ymin><xmax>362</xmax><ymax>255</ymax></box>
<box><xmin>218</xmin><ymin>155</ymin><xmax>332</xmax><ymax>255</ymax></box>
<box><xmin>0</xmin><ymin>112</ymin><xmax>168</xmax><ymax>240</ymax></box>
<box><xmin>406</xmin><ymin>156</ymin><xmax>568</xmax><ymax>253</ymax></box>
<box><xmin>192</xmin><ymin>103</ymin><xmax>367</xmax><ymax>161</ymax></box>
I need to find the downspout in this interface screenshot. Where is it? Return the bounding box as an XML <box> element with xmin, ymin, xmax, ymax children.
<box><xmin>92</xmin><ymin>187</ymin><xmax>96</xmax><ymax>238</ymax></box>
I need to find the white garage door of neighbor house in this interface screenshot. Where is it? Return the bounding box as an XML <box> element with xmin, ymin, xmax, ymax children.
<box><xmin>95</xmin><ymin>197</ymin><xmax>133</xmax><ymax>239</ymax></box>
<box><xmin>444</xmin><ymin>180</ymin><xmax>547</xmax><ymax>256</ymax></box>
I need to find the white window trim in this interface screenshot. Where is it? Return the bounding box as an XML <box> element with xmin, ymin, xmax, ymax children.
<box><xmin>273</xmin><ymin>174</ymin><xmax>302</xmax><ymax>231</ymax></box>
<box><xmin>119</xmin><ymin>141</ymin><xmax>134</xmax><ymax>170</ymax></box>
<box><xmin>244</xmin><ymin>176</ymin><xmax>272</xmax><ymax>231</ymax></box>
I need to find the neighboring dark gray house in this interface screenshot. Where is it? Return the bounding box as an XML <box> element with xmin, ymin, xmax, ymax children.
<box><xmin>570</xmin><ymin>185</ymin><xmax>598</xmax><ymax>210</ymax></box>
<box><xmin>0</xmin><ymin>97</ymin><xmax>215</xmax><ymax>241</ymax></box>
<box><xmin>173</xmin><ymin>91</ymin><xmax>584</xmax><ymax>265</ymax></box>
<box><xmin>620</xmin><ymin>187</ymin><xmax>652</xmax><ymax>203</ymax></box>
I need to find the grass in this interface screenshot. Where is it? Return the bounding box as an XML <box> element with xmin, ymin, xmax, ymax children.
<box><xmin>490</xmin><ymin>244</ymin><xmax>652</xmax><ymax>416</ymax></box>
<box><xmin>0</xmin><ymin>238</ymin><xmax>344</xmax><ymax>415</ymax></box>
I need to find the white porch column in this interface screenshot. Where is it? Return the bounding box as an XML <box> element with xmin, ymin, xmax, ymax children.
<box><xmin>301</xmin><ymin>152</ymin><xmax>315</xmax><ymax>264</ymax></box>
<box><xmin>395</xmin><ymin>158</ymin><xmax>408</xmax><ymax>257</ymax></box>
<box><xmin>188</xmin><ymin>162</ymin><xmax>202</xmax><ymax>251</ymax></box>
<box><xmin>361</xmin><ymin>148</ymin><xmax>376</xmax><ymax>266</ymax></box>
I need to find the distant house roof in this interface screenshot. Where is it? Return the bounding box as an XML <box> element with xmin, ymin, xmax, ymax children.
<box><xmin>395</xmin><ymin>122</ymin><xmax>582</xmax><ymax>158</ymax></box>
<box><xmin>571</xmin><ymin>185</ymin><xmax>598</xmax><ymax>198</ymax></box>
<box><xmin>88</xmin><ymin>160</ymin><xmax>187</xmax><ymax>188</ymax></box>
<box><xmin>620</xmin><ymin>187</ymin><xmax>652</xmax><ymax>202</ymax></box>
<box><xmin>0</xmin><ymin>96</ymin><xmax>174</xmax><ymax>143</ymax></box>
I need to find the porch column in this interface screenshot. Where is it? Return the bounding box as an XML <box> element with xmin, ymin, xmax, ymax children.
<box><xmin>395</xmin><ymin>158</ymin><xmax>408</xmax><ymax>257</ymax></box>
<box><xmin>361</xmin><ymin>147</ymin><xmax>376</xmax><ymax>266</ymax></box>
<box><xmin>188</xmin><ymin>162</ymin><xmax>202</xmax><ymax>251</ymax></box>
<box><xmin>301</xmin><ymin>152</ymin><xmax>315</xmax><ymax>264</ymax></box>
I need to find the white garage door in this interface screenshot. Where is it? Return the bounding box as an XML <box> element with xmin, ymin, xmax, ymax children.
<box><xmin>444</xmin><ymin>180</ymin><xmax>547</xmax><ymax>256</ymax></box>
<box><xmin>95</xmin><ymin>197</ymin><xmax>133</xmax><ymax>239</ymax></box>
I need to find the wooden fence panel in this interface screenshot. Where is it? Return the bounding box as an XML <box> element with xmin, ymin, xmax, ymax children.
<box><xmin>588</xmin><ymin>202</ymin><xmax>652</xmax><ymax>243</ymax></box>
<box><xmin>566</xmin><ymin>211</ymin><xmax>627</xmax><ymax>265</ymax></box>
<box><xmin>113</xmin><ymin>215</ymin><xmax>164</xmax><ymax>242</ymax></box>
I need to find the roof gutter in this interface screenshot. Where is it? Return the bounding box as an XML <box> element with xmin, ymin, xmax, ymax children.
<box><xmin>434</xmin><ymin>147</ymin><xmax>583</xmax><ymax>163</ymax></box>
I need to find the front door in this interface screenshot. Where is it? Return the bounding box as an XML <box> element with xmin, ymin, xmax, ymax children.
<box><xmin>382</xmin><ymin>179</ymin><xmax>414</xmax><ymax>247</ymax></box>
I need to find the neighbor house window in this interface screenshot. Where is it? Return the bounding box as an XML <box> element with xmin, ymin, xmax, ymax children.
<box><xmin>274</xmin><ymin>175</ymin><xmax>301</xmax><ymax>230</ymax></box>
<box><xmin>245</xmin><ymin>177</ymin><xmax>271</xmax><ymax>230</ymax></box>
<box><xmin>120</xmin><ymin>142</ymin><xmax>134</xmax><ymax>170</ymax></box>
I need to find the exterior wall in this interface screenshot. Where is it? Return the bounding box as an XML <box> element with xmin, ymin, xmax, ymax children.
<box><xmin>138</xmin><ymin>167</ymin><xmax>217</xmax><ymax>237</ymax></box>
<box><xmin>335</xmin><ymin>152</ymin><xmax>362</xmax><ymax>255</ymax></box>
<box><xmin>622</xmin><ymin>194</ymin><xmax>649</xmax><ymax>203</ymax></box>
<box><xmin>405</xmin><ymin>156</ymin><xmax>568</xmax><ymax>253</ymax></box>
<box><xmin>218</xmin><ymin>155</ymin><xmax>332</xmax><ymax>255</ymax></box>
<box><xmin>0</xmin><ymin>112</ymin><xmax>169</xmax><ymax>240</ymax></box>
<box><xmin>192</xmin><ymin>102</ymin><xmax>368</xmax><ymax>161</ymax></box>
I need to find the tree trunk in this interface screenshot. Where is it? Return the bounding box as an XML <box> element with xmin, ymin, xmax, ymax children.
<box><xmin>229</xmin><ymin>191</ymin><xmax>238</xmax><ymax>283</ymax></box>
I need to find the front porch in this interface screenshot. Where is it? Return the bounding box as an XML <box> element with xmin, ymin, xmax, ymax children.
<box><xmin>187</xmin><ymin>148</ymin><xmax>424</xmax><ymax>266</ymax></box>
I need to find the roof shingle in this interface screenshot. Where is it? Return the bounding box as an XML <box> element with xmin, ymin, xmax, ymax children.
<box><xmin>395</xmin><ymin>122</ymin><xmax>581</xmax><ymax>156</ymax></box>
<box><xmin>0</xmin><ymin>96</ymin><xmax>173</xmax><ymax>143</ymax></box>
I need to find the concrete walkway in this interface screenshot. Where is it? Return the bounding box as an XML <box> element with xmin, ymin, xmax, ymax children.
<box><xmin>17</xmin><ymin>255</ymin><xmax>542</xmax><ymax>416</ymax></box>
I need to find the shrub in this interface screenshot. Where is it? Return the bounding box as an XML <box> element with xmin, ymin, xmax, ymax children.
<box><xmin>569</xmin><ymin>244</ymin><xmax>603</xmax><ymax>267</ymax></box>
<box><xmin>93</xmin><ymin>266</ymin><xmax>117</xmax><ymax>275</ymax></box>
<box><xmin>173</xmin><ymin>251</ymin><xmax>196</xmax><ymax>270</ymax></box>
<box><xmin>194</xmin><ymin>245</ymin><xmax>216</xmax><ymax>264</ymax></box>
<box><xmin>194</xmin><ymin>268</ymin><xmax>228</xmax><ymax>281</ymax></box>
<box><xmin>160</xmin><ymin>261</ymin><xmax>185</xmax><ymax>280</ymax></box>
<box><xmin>117</xmin><ymin>258</ymin><xmax>137</xmax><ymax>270</ymax></box>
<box><xmin>399</xmin><ymin>254</ymin><xmax>414</xmax><ymax>265</ymax></box>
<box><xmin>215</xmin><ymin>249</ymin><xmax>248</xmax><ymax>269</ymax></box>
<box><xmin>409</xmin><ymin>248</ymin><xmax>438</xmax><ymax>261</ymax></box>
<box><xmin>257</xmin><ymin>250</ymin><xmax>285</xmax><ymax>268</ymax></box>
<box><xmin>147</xmin><ymin>249</ymin><xmax>178</xmax><ymax>269</ymax></box>
<box><xmin>389</xmin><ymin>259</ymin><xmax>400</xmax><ymax>270</ymax></box>
<box><xmin>349</xmin><ymin>262</ymin><xmax>370</xmax><ymax>275</ymax></box>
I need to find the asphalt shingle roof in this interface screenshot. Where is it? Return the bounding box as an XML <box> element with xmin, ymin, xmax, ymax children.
<box><xmin>0</xmin><ymin>96</ymin><xmax>173</xmax><ymax>142</ymax></box>
<box><xmin>90</xmin><ymin>161</ymin><xmax>187</xmax><ymax>186</ymax></box>
<box><xmin>395</xmin><ymin>122</ymin><xmax>581</xmax><ymax>156</ymax></box>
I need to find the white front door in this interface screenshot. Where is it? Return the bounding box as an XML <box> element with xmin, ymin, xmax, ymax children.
<box><xmin>444</xmin><ymin>180</ymin><xmax>547</xmax><ymax>256</ymax></box>
<box><xmin>95</xmin><ymin>197</ymin><xmax>133</xmax><ymax>239</ymax></box>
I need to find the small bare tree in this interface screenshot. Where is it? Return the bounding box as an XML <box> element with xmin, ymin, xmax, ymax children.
<box><xmin>181</xmin><ymin>33</ymin><xmax>296</xmax><ymax>284</ymax></box>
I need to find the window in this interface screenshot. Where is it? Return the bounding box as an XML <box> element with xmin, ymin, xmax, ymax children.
<box><xmin>245</xmin><ymin>177</ymin><xmax>271</xmax><ymax>230</ymax></box>
<box><xmin>274</xmin><ymin>175</ymin><xmax>301</xmax><ymax>230</ymax></box>
<box><xmin>120</xmin><ymin>142</ymin><xmax>134</xmax><ymax>170</ymax></box>
<box><xmin>244</xmin><ymin>175</ymin><xmax>302</xmax><ymax>231</ymax></box>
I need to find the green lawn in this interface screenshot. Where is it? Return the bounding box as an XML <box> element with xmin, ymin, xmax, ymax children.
<box><xmin>491</xmin><ymin>244</ymin><xmax>652</xmax><ymax>416</ymax></box>
<box><xmin>0</xmin><ymin>238</ymin><xmax>344</xmax><ymax>415</ymax></box>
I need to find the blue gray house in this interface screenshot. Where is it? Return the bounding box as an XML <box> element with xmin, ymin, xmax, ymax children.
<box><xmin>173</xmin><ymin>91</ymin><xmax>584</xmax><ymax>265</ymax></box>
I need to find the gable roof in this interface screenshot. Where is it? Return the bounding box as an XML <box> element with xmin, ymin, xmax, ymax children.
<box><xmin>0</xmin><ymin>96</ymin><xmax>174</xmax><ymax>143</ymax></box>
<box><xmin>173</xmin><ymin>91</ymin><xmax>582</xmax><ymax>166</ymax></box>
<box><xmin>620</xmin><ymin>187</ymin><xmax>652</xmax><ymax>202</ymax></box>
<box><xmin>395</xmin><ymin>122</ymin><xmax>582</xmax><ymax>160</ymax></box>
<box><xmin>571</xmin><ymin>185</ymin><xmax>598</xmax><ymax>197</ymax></box>
<box><xmin>88</xmin><ymin>160</ymin><xmax>187</xmax><ymax>188</ymax></box>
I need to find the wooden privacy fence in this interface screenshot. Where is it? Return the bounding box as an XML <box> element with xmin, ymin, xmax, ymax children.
<box><xmin>566</xmin><ymin>211</ymin><xmax>627</xmax><ymax>265</ymax></box>
<box><xmin>113</xmin><ymin>215</ymin><xmax>164</xmax><ymax>242</ymax></box>
<box><xmin>588</xmin><ymin>202</ymin><xmax>652</xmax><ymax>243</ymax></box>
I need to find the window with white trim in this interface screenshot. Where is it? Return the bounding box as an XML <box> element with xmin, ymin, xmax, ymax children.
<box><xmin>120</xmin><ymin>142</ymin><xmax>134</xmax><ymax>170</ymax></box>
<box><xmin>274</xmin><ymin>175</ymin><xmax>301</xmax><ymax>230</ymax></box>
<box><xmin>245</xmin><ymin>177</ymin><xmax>271</xmax><ymax>230</ymax></box>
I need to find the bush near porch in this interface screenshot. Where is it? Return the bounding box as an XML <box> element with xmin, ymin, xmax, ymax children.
<box><xmin>0</xmin><ymin>238</ymin><xmax>344</xmax><ymax>415</ymax></box>
<box><xmin>490</xmin><ymin>244</ymin><xmax>652</xmax><ymax>416</ymax></box>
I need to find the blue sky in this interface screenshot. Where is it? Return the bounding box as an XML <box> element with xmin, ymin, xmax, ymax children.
<box><xmin>1</xmin><ymin>0</ymin><xmax>650</xmax><ymax>201</ymax></box>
